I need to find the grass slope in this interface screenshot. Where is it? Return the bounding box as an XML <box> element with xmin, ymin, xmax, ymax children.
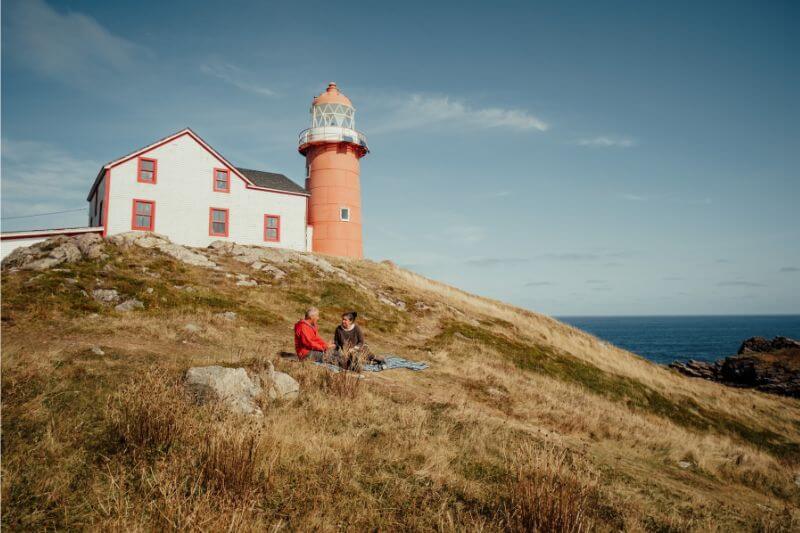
<box><xmin>2</xmin><ymin>240</ymin><xmax>799</xmax><ymax>531</ymax></box>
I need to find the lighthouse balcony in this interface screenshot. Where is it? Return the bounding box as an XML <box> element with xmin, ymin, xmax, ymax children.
<box><xmin>298</xmin><ymin>126</ymin><xmax>369</xmax><ymax>155</ymax></box>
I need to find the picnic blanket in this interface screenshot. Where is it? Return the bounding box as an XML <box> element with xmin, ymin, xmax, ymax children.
<box><xmin>314</xmin><ymin>356</ymin><xmax>429</xmax><ymax>373</ymax></box>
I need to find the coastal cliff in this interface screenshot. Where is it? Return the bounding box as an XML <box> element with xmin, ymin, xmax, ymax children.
<box><xmin>670</xmin><ymin>337</ymin><xmax>800</xmax><ymax>398</ymax></box>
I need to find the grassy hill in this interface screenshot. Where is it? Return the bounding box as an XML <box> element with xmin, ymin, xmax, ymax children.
<box><xmin>2</xmin><ymin>235</ymin><xmax>799</xmax><ymax>531</ymax></box>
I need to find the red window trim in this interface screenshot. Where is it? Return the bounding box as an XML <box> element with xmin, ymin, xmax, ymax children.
<box><xmin>131</xmin><ymin>199</ymin><xmax>156</xmax><ymax>231</ymax></box>
<box><xmin>264</xmin><ymin>214</ymin><xmax>281</xmax><ymax>242</ymax></box>
<box><xmin>213</xmin><ymin>167</ymin><xmax>230</xmax><ymax>193</ymax></box>
<box><xmin>209</xmin><ymin>207</ymin><xmax>229</xmax><ymax>237</ymax></box>
<box><xmin>137</xmin><ymin>157</ymin><xmax>158</xmax><ymax>184</ymax></box>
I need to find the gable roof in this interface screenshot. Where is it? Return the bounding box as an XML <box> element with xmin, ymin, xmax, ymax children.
<box><xmin>86</xmin><ymin>128</ymin><xmax>309</xmax><ymax>200</ymax></box>
<box><xmin>236</xmin><ymin>168</ymin><xmax>307</xmax><ymax>195</ymax></box>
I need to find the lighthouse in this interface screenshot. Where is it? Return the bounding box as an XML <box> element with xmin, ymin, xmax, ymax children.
<box><xmin>299</xmin><ymin>82</ymin><xmax>369</xmax><ymax>258</ymax></box>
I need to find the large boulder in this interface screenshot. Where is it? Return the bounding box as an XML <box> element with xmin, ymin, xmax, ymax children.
<box><xmin>185</xmin><ymin>366</ymin><xmax>263</xmax><ymax>415</ymax></box>
<box><xmin>184</xmin><ymin>364</ymin><xmax>300</xmax><ymax>415</ymax></box>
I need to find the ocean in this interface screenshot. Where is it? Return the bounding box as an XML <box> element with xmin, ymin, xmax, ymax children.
<box><xmin>557</xmin><ymin>315</ymin><xmax>800</xmax><ymax>365</ymax></box>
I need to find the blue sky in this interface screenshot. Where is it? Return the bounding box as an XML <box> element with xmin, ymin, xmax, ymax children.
<box><xmin>2</xmin><ymin>0</ymin><xmax>798</xmax><ymax>315</ymax></box>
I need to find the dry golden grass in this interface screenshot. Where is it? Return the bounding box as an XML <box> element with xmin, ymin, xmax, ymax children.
<box><xmin>2</xmin><ymin>242</ymin><xmax>799</xmax><ymax>530</ymax></box>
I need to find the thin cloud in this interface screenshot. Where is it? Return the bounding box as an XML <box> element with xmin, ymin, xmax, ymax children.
<box><xmin>716</xmin><ymin>281</ymin><xmax>766</xmax><ymax>287</ymax></box>
<box><xmin>779</xmin><ymin>267</ymin><xmax>799</xmax><ymax>273</ymax></box>
<box><xmin>465</xmin><ymin>257</ymin><xmax>529</xmax><ymax>267</ymax></box>
<box><xmin>441</xmin><ymin>225</ymin><xmax>487</xmax><ymax>245</ymax></box>
<box><xmin>5</xmin><ymin>0</ymin><xmax>149</xmax><ymax>88</ymax></box>
<box><xmin>586</xmin><ymin>280</ymin><xmax>607</xmax><ymax>284</ymax></box>
<box><xmin>619</xmin><ymin>193</ymin><xmax>648</xmax><ymax>201</ymax></box>
<box><xmin>663</xmin><ymin>276</ymin><xmax>684</xmax><ymax>281</ymax></box>
<box><xmin>200</xmin><ymin>60</ymin><xmax>276</xmax><ymax>97</ymax></box>
<box><xmin>537</xmin><ymin>251</ymin><xmax>634</xmax><ymax>262</ymax></box>
<box><xmin>577</xmin><ymin>136</ymin><xmax>636</xmax><ymax>148</ymax></box>
<box><xmin>525</xmin><ymin>281</ymin><xmax>554</xmax><ymax>287</ymax></box>
<box><xmin>376</xmin><ymin>94</ymin><xmax>548</xmax><ymax>133</ymax></box>
<box><xmin>539</xmin><ymin>252</ymin><xmax>600</xmax><ymax>261</ymax></box>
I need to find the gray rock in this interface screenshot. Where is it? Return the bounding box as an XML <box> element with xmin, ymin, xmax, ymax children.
<box><xmin>109</xmin><ymin>232</ymin><xmax>216</xmax><ymax>268</ymax></box>
<box><xmin>146</xmin><ymin>287</ymin><xmax>154</xmax><ymax>294</ymax></box>
<box><xmin>2</xmin><ymin>236</ymin><xmax>83</xmax><ymax>271</ymax></box>
<box><xmin>115</xmin><ymin>298</ymin><xmax>144</xmax><ymax>312</ymax></box>
<box><xmin>91</xmin><ymin>346</ymin><xmax>105</xmax><ymax>356</ymax></box>
<box><xmin>236</xmin><ymin>279</ymin><xmax>257</xmax><ymax>287</ymax></box>
<box><xmin>73</xmin><ymin>233</ymin><xmax>106</xmax><ymax>259</ymax></box>
<box><xmin>216</xmin><ymin>311</ymin><xmax>237</xmax><ymax>321</ymax></box>
<box><xmin>257</xmin><ymin>362</ymin><xmax>300</xmax><ymax>400</ymax></box>
<box><xmin>185</xmin><ymin>366</ymin><xmax>263</xmax><ymax>415</ymax></box>
<box><xmin>261</xmin><ymin>264</ymin><xmax>287</xmax><ymax>280</ymax></box>
<box><xmin>92</xmin><ymin>288</ymin><xmax>120</xmax><ymax>303</ymax></box>
<box><xmin>678</xmin><ymin>461</ymin><xmax>692</xmax><ymax>469</ymax></box>
<box><xmin>183</xmin><ymin>323</ymin><xmax>201</xmax><ymax>333</ymax></box>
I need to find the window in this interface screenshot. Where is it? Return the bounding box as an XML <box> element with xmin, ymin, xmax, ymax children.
<box><xmin>213</xmin><ymin>168</ymin><xmax>230</xmax><ymax>192</ymax></box>
<box><xmin>264</xmin><ymin>215</ymin><xmax>280</xmax><ymax>242</ymax></box>
<box><xmin>137</xmin><ymin>157</ymin><xmax>157</xmax><ymax>184</ymax></box>
<box><xmin>132</xmin><ymin>200</ymin><xmax>155</xmax><ymax>231</ymax></box>
<box><xmin>340</xmin><ymin>207</ymin><xmax>350</xmax><ymax>221</ymax></box>
<box><xmin>209</xmin><ymin>208</ymin><xmax>229</xmax><ymax>237</ymax></box>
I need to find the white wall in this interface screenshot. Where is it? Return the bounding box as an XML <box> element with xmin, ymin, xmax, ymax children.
<box><xmin>105</xmin><ymin>134</ymin><xmax>308</xmax><ymax>250</ymax></box>
<box><xmin>1</xmin><ymin>237</ymin><xmax>48</xmax><ymax>260</ymax></box>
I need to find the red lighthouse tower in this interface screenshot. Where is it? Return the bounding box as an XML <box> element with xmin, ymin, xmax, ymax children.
<box><xmin>299</xmin><ymin>83</ymin><xmax>369</xmax><ymax>258</ymax></box>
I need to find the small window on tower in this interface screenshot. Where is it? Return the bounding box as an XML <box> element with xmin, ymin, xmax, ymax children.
<box><xmin>138</xmin><ymin>157</ymin><xmax>157</xmax><ymax>184</ymax></box>
<box><xmin>213</xmin><ymin>168</ymin><xmax>230</xmax><ymax>192</ymax></box>
<box><xmin>209</xmin><ymin>208</ymin><xmax>229</xmax><ymax>237</ymax></box>
<box><xmin>132</xmin><ymin>200</ymin><xmax>155</xmax><ymax>231</ymax></box>
<box><xmin>340</xmin><ymin>207</ymin><xmax>350</xmax><ymax>222</ymax></box>
<box><xmin>264</xmin><ymin>215</ymin><xmax>280</xmax><ymax>242</ymax></box>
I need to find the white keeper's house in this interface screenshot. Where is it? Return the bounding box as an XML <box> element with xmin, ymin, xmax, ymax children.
<box><xmin>86</xmin><ymin>127</ymin><xmax>311</xmax><ymax>250</ymax></box>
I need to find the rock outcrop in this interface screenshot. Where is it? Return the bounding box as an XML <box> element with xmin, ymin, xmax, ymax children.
<box><xmin>110</xmin><ymin>232</ymin><xmax>216</xmax><ymax>268</ymax></box>
<box><xmin>2</xmin><ymin>234</ymin><xmax>106</xmax><ymax>271</ymax></box>
<box><xmin>670</xmin><ymin>336</ymin><xmax>800</xmax><ymax>398</ymax></box>
<box><xmin>184</xmin><ymin>364</ymin><xmax>300</xmax><ymax>415</ymax></box>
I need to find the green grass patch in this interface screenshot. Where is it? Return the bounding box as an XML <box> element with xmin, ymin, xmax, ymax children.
<box><xmin>434</xmin><ymin>321</ymin><xmax>800</xmax><ymax>460</ymax></box>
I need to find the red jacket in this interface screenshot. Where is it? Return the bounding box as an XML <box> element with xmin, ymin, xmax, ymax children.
<box><xmin>294</xmin><ymin>319</ymin><xmax>328</xmax><ymax>358</ymax></box>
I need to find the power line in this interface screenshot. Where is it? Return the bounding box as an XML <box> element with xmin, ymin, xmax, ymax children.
<box><xmin>1</xmin><ymin>207</ymin><xmax>86</xmax><ymax>220</ymax></box>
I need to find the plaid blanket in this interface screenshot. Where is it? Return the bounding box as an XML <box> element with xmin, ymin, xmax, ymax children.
<box><xmin>314</xmin><ymin>356</ymin><xmax>429</xmax><ymax>373</ymax></box>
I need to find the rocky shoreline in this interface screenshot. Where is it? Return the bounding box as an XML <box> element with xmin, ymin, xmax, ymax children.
<box><xmin>670</xmin><ymin>336</ymin><xmax>800</xmax><ymax>398</ymax></box>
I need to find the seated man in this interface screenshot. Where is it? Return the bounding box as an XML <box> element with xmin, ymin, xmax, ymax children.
<box><xmin>294</xmin><ymin>307</ymin><xmax>328</xmax><ymax>361</ymax></box>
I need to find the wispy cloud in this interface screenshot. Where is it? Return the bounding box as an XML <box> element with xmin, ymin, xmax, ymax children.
<box><xmin>5</xmin><ymin>0</ymin><xmax>149</xmax><ymax>89</ymax></box>
<box><xmin>619</xmin><ymin>193</ymin><xmax>648</xmax><ymax>202</ymax></box>
<box><xmin>779</xmin><ymin>267</ymin><xmax>799</xmax><ymax>273</ymax></box>
<box><xmin>200</xmin><ymin>59</ymin><xmax>276</xmax><ymax>97</ymax></box>
<box><xmin>663</xmin><ymin>276</ymin><xmax>684</xmax><ymax>281</ymax></box>
<box><xmin>1</xmin><ymin>139</ymin><xmax>98</xmax><ymax>230</ymax></box>
<box><xmin>491</xmin><ymin>190</ymin><xmax>512</xmax><ymax>198</ymax></box>
<box><xmin>375</xmin><ymin>94</ymin><xmax>548</xmax><ymax>133</ymax></box>
<box><xmin>537</xmin><ymin>251</ymin><xmax>634</xmax><ymax>262</ymax></box>
<box><xmin>716</xmin><ymin>281</ymin><xmax>766</xmax><ymax>287</ymax></box>
<box><xmin>440</xmin><ymin>225</ymin><xmax>488</xmax><ymax>245</ymax></box>
<box><xmin>465</xmin><ymin>257</ymin><xmax>529</xmax><ymax>267</ymax></box>
<box><xmin>525</xmin><ymin>281</ymin><xmax>554</xmax><ymax>287</ymax></box>
<box><xmin>586</xmin><ymin>279</ymin><xmax>607</xmax><ymax>284</ymax></box>
<box><xmin>577</xmin><ymin>136</ymin><xmax>636</xmax><ymax>148</ymax></box>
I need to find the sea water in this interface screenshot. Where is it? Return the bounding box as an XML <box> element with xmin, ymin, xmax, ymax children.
<box><xmin>557</xmin><ymin>315</ymin><xmax>800</xmax><ymax>365</ymax></box>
